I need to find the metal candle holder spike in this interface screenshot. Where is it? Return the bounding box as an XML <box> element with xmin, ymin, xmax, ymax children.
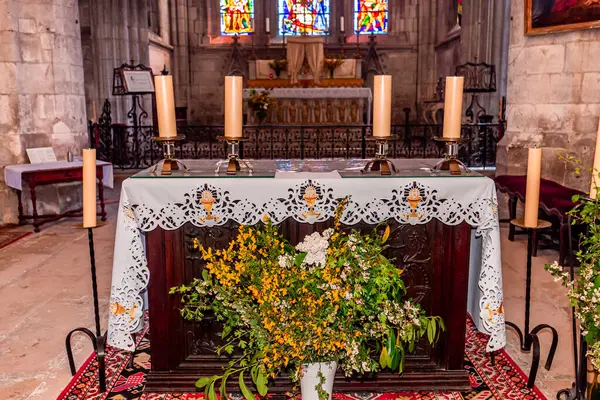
<box><xmin>215</xmin><ymin>136</ymin><xmax>253</xmax><ymax>175</ymax></box>
<box><xmin>362</xmin><ymin>136</ymin><xmax>399</xmax><ymax>176</ymax></box>
<box><xmin>432</xmin><ymin>137</ymin><xmax>470</xmax><ymax>175</ymax></box>
<box><xmin>151</xmin><ymin>135</ymin><xmax>188</xmax><ymax>175</ymax></box>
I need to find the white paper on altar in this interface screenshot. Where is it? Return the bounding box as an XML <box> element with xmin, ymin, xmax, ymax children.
<box><xmin>3</xmin><ymin>160</ymin><xmax>114</xmax><ymax>191</ymax></box>
<box><xmin>107</xmin><ymin>159</ymin><xmax>505</xmax><ymax>353</ymax></box>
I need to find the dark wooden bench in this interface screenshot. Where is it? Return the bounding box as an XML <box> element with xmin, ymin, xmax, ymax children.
<box><xmin>494</xmin><ymin>175</ymin><xmax>583</xmax><ymax>265</ymax></box>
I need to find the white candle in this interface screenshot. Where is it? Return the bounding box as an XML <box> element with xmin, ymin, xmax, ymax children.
<box><xmin>154</xmin><ymin>75</ymin><xmax>177</xmax><ymax>138</ymax></box>
<box><xmin>442</xmin><ymin>76</ymin><xmax>465</xmax><ymax>139</ymax></box>
<box><xmin>590</xmin><ymin>119</ymin><xmax>600</xmax><ymax>199</ymax></box>
<box><xmin>225</xmin><ymin>76</ymin><xmax>243</xmax><ymax>138</ymax></box>
<box><xmin>82</xmin><ymin>149</ymin><xmax>97</xmax><ymax>228</ymax></box>
<box><xmin>524</xmin><ymin>147</ymin><xmax>542</xmax><ymax>228</ymax></box>
<box><xmin>340</xmin><ymin>16</ymin><xmax>345</xmax><ymax>33</ymax></box>
<box><xmin>372</xmin><ymin>75</ymin><xmax>392</xmax><ymax>138</ymax></box>
<box><xmin>265</xmin><ymin>17</ymin><xmax>270</xmax><ymax>34</ymax></box>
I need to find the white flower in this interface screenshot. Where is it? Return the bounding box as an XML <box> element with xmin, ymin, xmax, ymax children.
<box><xmin>296</xmin><ymin>231</ymin><xmax>330</xmax><ymax>267</ymax></box>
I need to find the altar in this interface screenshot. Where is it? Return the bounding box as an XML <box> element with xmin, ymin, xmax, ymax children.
<box><xmin>243</xmin><ymin>87</ymin><xmax>372</xmax><ymax>125</ymax></box>
<box><xmin>107</xmin><ymin>159</ymin><xmax>504</xmax><ymax>393</ymax></box>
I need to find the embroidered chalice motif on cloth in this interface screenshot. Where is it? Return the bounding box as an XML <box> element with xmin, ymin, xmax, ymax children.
<box><xmin>199</xmin><ymin>189</ymin><xmax>220</xmax><ymax>223</ymax></box>
<box><xmin>404</xmin><ymin>186</ymin><xmax>424</xmax><ymax>223</ymax></box>
<box><xmin>302</xmin><ymin>185</ymin><xmax>321</xmax><ymax>219</ymax></box>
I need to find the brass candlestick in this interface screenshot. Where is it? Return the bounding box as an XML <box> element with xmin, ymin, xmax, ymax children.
<box><xmin>151</xmin><ymin>135</ymin><xmax>188</xmax><ymax>175</ymax></box>
<box><xmin>432</xmin><ymin>137</ymin><xmax>469</xmax><ymax>175</ymax></box>
<box><xmin>362</xmin><ymin>135</ymin><xmax>398</xmax><ymax>176</ymax></box>
<box><xmin>215</xmin><ymin>136</ymin><xmax>253</xmax><ymax>175</ymax></box>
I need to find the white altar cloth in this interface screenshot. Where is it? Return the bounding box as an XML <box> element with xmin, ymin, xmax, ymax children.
<box><xmin>4</xmin><ymin>160</ymin><xmax>114</xmax><ymax>190</ymax></box>
<box><xmin>107</xmin><ymin>159</ymin><xmax>505</xmax><ymax>353</ymax></box>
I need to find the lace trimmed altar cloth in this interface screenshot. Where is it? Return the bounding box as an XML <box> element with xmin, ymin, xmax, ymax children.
<box><xmin>107</xmin><ymin>159</ymin><xmax>505</xmax><ymax>353</ymax></box>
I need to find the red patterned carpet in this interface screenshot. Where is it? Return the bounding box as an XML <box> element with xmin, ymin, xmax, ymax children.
<box><xmin>58</xmin><ymin>317</ymin><xmax>547</xmax><ymax>400</ymax></box>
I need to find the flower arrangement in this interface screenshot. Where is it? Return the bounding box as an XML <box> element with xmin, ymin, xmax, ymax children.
<box><xmin>323</xmin><ymin>57</ymin><xmax>343</xmax><ymax>78</ymax></box>
<box><xmin>546</xmin><ymin>195</ymin><xmax>600</xmax><ymax>371</ymax></box>
<box><xmin>247</xmin><ymin>89</ymin><xmax>275</xmax><ymax>122</ymax></box>
<box><xmin>171</xmin><ymin>200</ymin><xmax>444</xmax><ymax>400</ymax></box>
<box><xmin>268</xmin><ymin>57</ymin><xmax>288</xmax><ymax>78</ymax></box>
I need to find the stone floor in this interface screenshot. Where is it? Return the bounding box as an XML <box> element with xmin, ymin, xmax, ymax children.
<box><xmin>0</xmin><ymin>183</ymin><xmax>575</xmax><ymax>400</ymax></box>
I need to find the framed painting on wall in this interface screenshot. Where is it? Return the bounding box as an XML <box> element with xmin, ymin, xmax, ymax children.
<box><xmin>526</xmin><ymin>0</ymin><xmax>600</xmax><ymax>35</ymax></box>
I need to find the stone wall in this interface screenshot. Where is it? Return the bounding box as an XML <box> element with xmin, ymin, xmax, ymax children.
<box><xmin>0</xmin><ymin>0</ymin><xmax>87</xmax><ymax>225</ymax></box>
<box><xmin>79</xmin><ymin>0</ymin><xmax>152</xmax><ymax>125</ymax></box>
<box><xmin>498</xmin><ymin>0</ymin><xmax>600</xmax><ymax>191</ymax></box>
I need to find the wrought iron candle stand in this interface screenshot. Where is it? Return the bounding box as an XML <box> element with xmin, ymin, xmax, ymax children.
<box><xmin>150</xmin><ymin>136</ymin><xmax>188</xmax><ymax>175</ymax></box>
<box><xmin>432</xmin><ymin>137</ymin><xmax>470</xmax><ymax>175</ymax></box>
<box><xmin>505</xmin><ymin>218</ymin><xmax>559</xmax><ymax>389</ymax></box>
<box><xmin>362</xmin><ymin>136</ymin><xmax>398</xmax><ymax>176</ymax></box>
<box><xmin>65</xmin><ymin>222</ymin><xmax>108</xmax><ymax>393</ymax></box>
<box><xmin>215</xmin><ymin>136</ymin><xmax>253</xmax><ymax>175</ymax></box>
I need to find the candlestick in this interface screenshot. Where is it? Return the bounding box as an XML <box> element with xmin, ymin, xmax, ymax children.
<box><xmin>265</xmin><ymin>17</ymin><xmax>270</xmax><ymax>34</ymax></box>
<box><xmin>442</xmin><ymin>76</ymin><xmax>464</xmax><ymax>139</ymax></box>
<box><xmin>92</xmin><ymin>101</ymin><xmax>97</xmax><ymax>123</ymax></box>
<box><xmin>340</xmin><ymin>16</ymin><xmax>345</xmax><ymax>33</ymax></box>
<box><xmin>82</xmin><ymin>149</ymin><xmax>97</xmax><ymax>228</ymax></box>
<box><xmin>225</xmin><ymin>76</ymin><xmax>243</xmax><ymax>138</ymax></box>
<box><xmin>590</xmin><ymin>119</ymin><xmax>600</xmax><ymax>199</ymax></box>
<box><xmin>154</xmin><ymin>75</ymin><xmax>177</xmax><ymax>138</ymax></box>
<box><xmin>524</xmin><ymin>147</ymin><xmax>542</xmax><ymax>228</ymax></box>
<box><xmin>372</xmin><ymin>75</ymin><xmax>392</xmax><ymax>137</ymax></box>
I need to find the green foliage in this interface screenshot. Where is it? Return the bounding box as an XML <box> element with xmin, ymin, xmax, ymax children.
<box><xmin>171</xmin><ymin>200</ymin><xmax>444</xmax><ymax>398</ymax></box>
<box><xmin>546</xmin><ymin>152</ymin><xmax>600</xmax><ymax>370</ymax></box>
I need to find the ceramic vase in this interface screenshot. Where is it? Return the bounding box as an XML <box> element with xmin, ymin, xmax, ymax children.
<box><xmin>300</xmin><ymin>361</ymin><xmax>337</xmax><ymax>400</ymax></box>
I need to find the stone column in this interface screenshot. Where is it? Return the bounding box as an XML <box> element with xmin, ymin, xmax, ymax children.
<box><xmin>0</xmin><ymin>0</ymin><xmax>87</xmax><ymax>225</ymax></box>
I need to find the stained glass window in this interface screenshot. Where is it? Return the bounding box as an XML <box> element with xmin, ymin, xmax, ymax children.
<box><xmin>278</xmin><ymin>0</ymin><xmax>330</xmax><ymax>36</ymax></box>
<box><xmin>354</xmin><ymin>0</ymin><xmax>388</xmax><ymax>34</ymax></box>
<box><xmin>220</xmin><ymin>0</ymin><xmax>254</xmax><ymax>35</ymax></box>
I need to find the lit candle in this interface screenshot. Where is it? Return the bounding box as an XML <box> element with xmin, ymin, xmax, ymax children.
<box><xmin>590</xmin><ymin>119</ymin><xmax>600</xmax><ymax>199</ymax></box>
<box><xmin>265</xmin><ymin>17</ymin><xmax>270</xmax><ymax>34</ymax></box>
<box><xmin>524</xmin><ymin>147</ymin><xmax>542</xmax><ymax>228</ymax></box>
<box><xmin>442</xmin><ymin>76</ymin><xmax>465</xmax><ymax>139</ymax></box>
<box><xmin>82</xmin><ymin>149</ymin><xmax>97</xmax><ymax>228</ymax></box>
<box><xmin>340</xmin><ymin>16</ymin><xmax>345</xmax><ymax>33</ymax></box>
<box><xmin>92</xmin><ymin>101</ymin><xmax>97</xmax><ymax>123</ymax></box>
<box><xmin>372</xmin><ymin>75</ymin><xmax>392</xmax><ymax>137</ymax></box>
<box><xmin>225</xmin><ymin>76</ymin><xmax>243</xmax><ymax>138</ymax></box>
<box><xmin>154</xmin><ymin>75</ymin><xmax>177</xmax><ymax>138</ymax></box>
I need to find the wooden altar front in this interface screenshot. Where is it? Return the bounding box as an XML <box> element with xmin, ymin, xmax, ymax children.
<box><xmin>144</xmin><ymin>218</ymin><xmax>472</xmax><ymax>393</ymax></box>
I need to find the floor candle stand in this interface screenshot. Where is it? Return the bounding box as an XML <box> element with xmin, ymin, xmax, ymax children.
<box><xmin>215</xmin><ymin>136</ymin><xmax>253</xmax><ymax>175</ymax></box>
<box><xmin>362</xmin><ymin>136</ymin><xmax>398</xmax><ymax>176</ymax></box>
<box><xmin>556</xmin><ymin>211</ymin><xmax>588</xmax><ymax>400</ymax></box>
<box><xmin>432</xmin><ymin>137</ymin><xmax>470</xmax><ymax>175</ymax></box>
<box><xmin>505</xmin><ymin>218</ymin><xmax>559</xmax><ymax>389</ymax></box>
<box><xmin>65</xmin><ymin>223</ymin><xmax>107</xmax><ymax>393</ymax></box>
<box><xmin>151</xmin><ymin>135</ymin><xmax>188</xmax><ymax>175</ymax></box>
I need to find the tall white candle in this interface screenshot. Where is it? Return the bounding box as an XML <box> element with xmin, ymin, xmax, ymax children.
<box><xmin>225</xmin><ymin>76</ymin><xmax>243</xmax><ymax>138</ymax></box>
<box><xmin>340</xmin><ymin>16</ymin><xmax>345</xmax><ymax>33</ymax></box>
<box><xmin>82</xmin><ymin>149</ymin><xmax>97</xmax><ymax>228</ymax></box>
<box><xmin>154</xmin><ymin>75</ymin><xmax>177</xmax><ymax>138</ymax></box>
<box><xmin>372</xmin><ymin>75</ymin><xmax>392</xmax><ymax>137</ymax></box>
<box><xmin>442</xmin><ymin>76</ymin><xmax>464</xmax><ymax>139</ymax></box>
<box><xmin>265</xmin><ymin>17</ymin><xmax>270</xmax><ymax>34</ymax></box>
<box><xmin>524</xmin><ymin>147</ymin><xmax>542</xmax><ymax>228</ymax></box>
<box><xmin>590</xmin><ymin>119</ymin><xmax>600</xmax><ymax>199</ymax></box>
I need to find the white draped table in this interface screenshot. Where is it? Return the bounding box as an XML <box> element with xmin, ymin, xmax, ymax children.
<box><xmin>107</xmin><ymin>159</ymin><xmax>505</xmax><ymax>353</ymax></box>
